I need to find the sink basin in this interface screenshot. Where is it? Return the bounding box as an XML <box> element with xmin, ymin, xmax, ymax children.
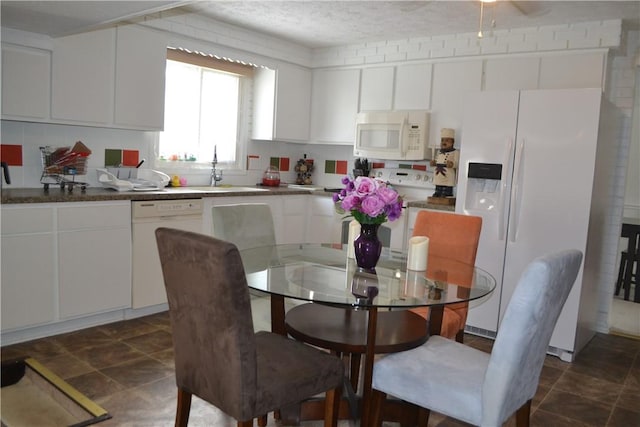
<box><xmin>179</xmin><ymin>186</ymin><xmax>269</xmax><ymax>193</ymax></box>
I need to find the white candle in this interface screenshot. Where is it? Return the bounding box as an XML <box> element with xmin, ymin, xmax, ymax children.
<box><xmin>347</xmin><ymin>220</ymin><xmax>361</xmax><ymax>259</ymax></box>
<box><xmin>407</xmin><ymin>236</ymin><xmax>429</xmax><ymax>271</ymax></box>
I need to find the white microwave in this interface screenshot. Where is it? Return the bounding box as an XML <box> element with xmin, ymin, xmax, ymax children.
<box><xmin>354</xmin><ymin>111</ymin><xmax>430</xmax><ymax>160</ymax></box>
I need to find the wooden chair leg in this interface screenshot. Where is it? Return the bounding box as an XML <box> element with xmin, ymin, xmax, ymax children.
<box><xmin>455</xmin><ymin>329</ymin><xmax>465</xmax><ymax>343</ymax></box>
<box><xmin>515</xmin><ymin>399</ymin><xmax>532</xmax><ymax>427</ymax></box>
<box><xmin>238</xmin><ymin>420</ymin><xmax>253</xmax><ymax>427</ymax></box>
<box><xmin>324</xmin><ymin>385</ymin><xmax>342</xmax><ymax>427</ymax></box>
<box><xmin>349</xmin><ymin>353</ymin><xmax>361</xmax><ymax>393</ymax></box>
<box><xmin>417</xmin><ymin>407</ymin><xmax>431</xmax><ymax>427</ymax></box>
<box><xmin>175</xmin><ymin>388</ymin><xmax>192</xmax><ymax>427</ymax></box>
<box><xmin>257</xmin><ymin>414</ymin><xmax>267</xmax><ymax>426</ymax></box>
<box><xmin>369</xmin><ymin>389</ymin><xmax>387</xmax><ymax>427</ymax></box>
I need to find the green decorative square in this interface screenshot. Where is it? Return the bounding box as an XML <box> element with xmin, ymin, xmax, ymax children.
<box><xmin>399</xmin><ymin>163</ymin><xmax>412</xmax><ymax>169</ymax></box>
<box><xmin>270</xmin><ymin>157</ymin><xmax>280</xmax><ymax>167</ymax></box>
<box><xmin>105</xmin><ymin>149</ymin><xmax>122</xmax><ymax>167</ymax></box>
<box><xmin>325</xmin><ymin>160</ymin><xmax>336</xmax><ymax>174</ymax></box>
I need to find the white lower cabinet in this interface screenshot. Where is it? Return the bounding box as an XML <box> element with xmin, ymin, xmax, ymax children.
<box><xmin>306</xmin><ymin>195</ymin><xmax>342</xmax><ymax>244</ymax></box>
<box><xmin>0</xmin><ymin>202</ymin><xmax>131</xmax><ymax>334</ymax></box>
<box><xmin>1</xmin><ymin>205</ymin><xmax>56</xmax><ymax>330</ymax></box>
<box><xmin>203</xmin><ymin>195</ymin><xmax>307</xmax><ymax>244</ymax></box>
<box><xmin>57</xmin><ymin>202</ymin><xmax>131</xmax><ymax>318</ymax></box>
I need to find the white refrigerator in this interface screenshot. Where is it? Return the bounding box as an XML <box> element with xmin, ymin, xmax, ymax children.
<box><xmin>456</xmin><ymin>88</ymin><xmax>615</xmax><ymax>361</ymax></box>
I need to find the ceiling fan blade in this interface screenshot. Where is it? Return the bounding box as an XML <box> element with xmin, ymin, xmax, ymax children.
<box><xmin>509</xmin><ymin>1</ymin><xmax>550</xmax><ymax>17</ymax></box>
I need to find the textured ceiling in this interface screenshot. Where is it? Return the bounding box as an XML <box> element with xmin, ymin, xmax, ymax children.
<box><xmin>2</xmin><ymin>1</ymin><xmax>639</xmax><ymax>48</ymax></box>
<box><xmin>181</xmin><ymin>1</ymin><xmax>640</xmax><ymax>48</ymax></box>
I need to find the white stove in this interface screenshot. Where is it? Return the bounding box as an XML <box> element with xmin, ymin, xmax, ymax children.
<box><xmin>371</xmin><ymin>168</ymin><xmax>435</xmax><ymax>203</ymax></box>
<box><xmin>370</xmin><ymin>168</ymin><xmax>436</xmax><ymax>249</ymax></box>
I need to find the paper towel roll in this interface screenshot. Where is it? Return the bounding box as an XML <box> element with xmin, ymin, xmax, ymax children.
<box><xmin>347</xmin><ymin>220</ymin><xmax>361</xmax><ymax>259</ymax></box>
<box><xmin>407</xmin><ymin>236</ymin><xmax>429</xmax><ymax>271</ymax></box>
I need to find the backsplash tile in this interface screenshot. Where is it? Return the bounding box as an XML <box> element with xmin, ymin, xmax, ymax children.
<box><xmin>0</xmin><ymin>144</ymin><xmax>23</xmax><ymax>166</ymax></box>
<box><xmin>324</xmin><ymin>160</ymin><xmax>336</xmax><ymax>174</ymax></box>
<box><xmin>105</xmin><ymin>149</ymin><xmax>122</xmax><ymax>167</ymax></box>
<box><xmin>270</xmin><ymin>157</ymin><xmax>290</xmax><ymax>172</ymax></box>
<box><xmin>324</xmin><ymin>160</ymin><xmax>349</xmax><ymax>175</ymax></box>
<box><xmin>122</xmin><ymin>150</ymin><xmax>140</xmax><ymax>167</ymax></box>
<box><xmin>105</xmin><ymin>149</ymin><xmax>140</xmax><ymax>167</ymax></box>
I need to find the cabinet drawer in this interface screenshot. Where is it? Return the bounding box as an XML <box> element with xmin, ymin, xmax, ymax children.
<box><xmin>1</xmin><ymin>206</ymin><xmax>54</xmax><ymax>234</ymax></box>
<box><xmin>57</xmin><ymin>203</ymin><xmax>131</xmax><ymax>230</ymax></box>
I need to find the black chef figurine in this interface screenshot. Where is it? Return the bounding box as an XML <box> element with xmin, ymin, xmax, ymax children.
<box><xmin>430</xmin><ymin>128</ymin><xmax>459</xmax><ymax>198</ymax></box>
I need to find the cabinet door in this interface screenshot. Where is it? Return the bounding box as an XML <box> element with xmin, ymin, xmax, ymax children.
<box><xmin>394</xmin><ymin>63</ymin><xmax>432</xmax><ymax>110</ymax></box>
<box><xmin>280</xmin><ymin>195</ymin><xmax>308</xmax><ymax>243</ymax></box>
<box><xmin>114</xmin><ymin>25</ymin><xmax>167</xmax><ymax>130</ymax></box>
<box><xmin>306</xmin><ymin>196</ymin><xmax>342</xmax><ymax>244</ymax></box>
<box><xmin>57</xmin><ymin>203</ymin><xmax>131</xmax><ymax>318</ymax></box>
<box><xmin>252</xmin><ymin>67</ymin><xmax>277</xmax><ymax>140</ymax></box>
<box><xmin>275</xmin><ymin>64</ymin><xmax>311</xmax><ymax>141</ymax></box>
<box><xmin>1</xmin><ymin>206</ymin><xmax>55</xmax><ymax>330</ymax></box>
<box><xmin>360</xmin><ymin>66</ymin><xmax>394</xmax><ymax>111</ymax></box>
<box><xmin>51</xmin><ymin>28</ymin><xmax>115</xmax><ymax>124</ymax></box>
<box><xmin>1</xmin><ymin>44</ymin><xmax>51</xmax><ymax>120</ymax></box>
<box><xmin>539</xmin><ymin>52</ymin><xmax>604</xmax><ymax>89</ymax></box>
<box><xmin>484</xmin><ymin>57</ymin><xmax>539</xmax><ymax>91</ymax></box>
<box><xmin>253</xmin><ymin>64</ymin><xmax>311</xmax><ymax>141</ymax></box>
<box><xmin>310</xmin><ymin>68</ymin><xmax>360</xmax><ymax>144</ymax></box>
<box><xmin>430</xmin><ymin>60</ymin><xmax>482</xmax><ymax>147</ymax></box>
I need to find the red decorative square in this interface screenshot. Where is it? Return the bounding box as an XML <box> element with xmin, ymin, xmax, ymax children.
<box><xmin>336</xmin><ymin>160</ymin><xmax>348</xmax><ymax>175</ymax></box>
<box><xmin>412</xmin><ymin>164</ymin><xmax>427</xmax><ymax>171</ymax></box>
<box><xmin>372</xmin><ymin>162</ymin><xmax>385</xmax><ymax>169</ymax></box>
<box><xmin>122</xmin><ymin>150</ymin><xmax>139</xmax><ymax>167</ymax></box>
<box><xmin>0</xmin><ymin>144</ymin><xmax>23</xmax><ymax>166</ymax></box>
<box><xmin>279</xmin><ymin>157</ymin><xmax>290</xmax><ymax>172</ymax></box>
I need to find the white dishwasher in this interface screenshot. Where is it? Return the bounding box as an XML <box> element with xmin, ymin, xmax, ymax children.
<box><xmin>132</xmin><ymin>199</ymin><xmax>203</xmax><ymax>309</ymax></box>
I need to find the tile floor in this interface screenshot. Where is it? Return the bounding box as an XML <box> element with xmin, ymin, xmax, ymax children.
<box><xmin>610</xmin><ymin>294</ymin><xmax>640</xmax><ymax>337</ymax></box>
<box><xmin>2</xmin><ymin>304</ymin><xmax>640</xmax><ymax>427</ymax></box>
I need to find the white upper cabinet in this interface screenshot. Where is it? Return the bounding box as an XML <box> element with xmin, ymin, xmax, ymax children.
<box><xmin>1</xmin><ymin>44</ymin><xmax>51</xmax><ymax>120</ymax></box>
<box><xmin>539</xmin><ymin>52</ymin><xmax>605</xmax><ymax>89</ymax></box>
<box><xmin>114</xmin><ymin>25</ymin><xmax>167</xmax><ymax>130</ymax></box>
<box><xmin>253</xmin><ymin>63</ymin><xmax>312</xmax><ymax>142</ymax></box>
<box><xmin>310</xmin><ymin>68</ymin><xmax>361</xmax><ymax>144</ymax></box>
<box><xmin>430</xmin><ymin>60</ymin><xmax>482</xmax><ymax>146</ymax></box>
<box><xmin>52</xmin><ymin>28</ymin><xmax>116</xmax><ymax>125</ymax></box>
<box><xmin>359</xmin><ymin>64</ymin><xmax>432</xmax><ymax>111</ymax></box>
<box><xmin>360</xmin><ymin>66</ymin><xmax>395</xmax><ymax>111</ymax></box>
<box><xmin>484</xmin><ymin>57</ymin><xmax>540</xmax><ymax>91</ymax></box>
<box><xmin>7</xmin><ymin>25</ymin><xmax>167</xmax><ymax>130</ymax></box>
<box><xmin>394</xmin><ymin>63</ymin><xmax>432</xmax><ymax>110</ymax></box>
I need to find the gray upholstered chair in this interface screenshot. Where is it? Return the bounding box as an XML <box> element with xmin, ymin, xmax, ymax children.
<box><xmin>211</xmin><ymin>203</ymin><xmax>278</xmax><ymax>331</ymax></box>
<box><xmin>211</xmin><ymin>203</ymin><xmax>276</xmax><ymax>251</ymax></box>
<box><xmin>155</xmin><ymin>227</ymin><xmax>343</xmax><ymax>427</ymax></box>
<box><xmin>370</xmin><ymin>249</ymin><xmax>583</xmax><ymax>427</ymax></box>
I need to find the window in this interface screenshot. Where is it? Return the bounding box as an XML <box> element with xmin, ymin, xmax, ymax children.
<box><xmin>158</xmin><ymin>48</ymin><xmax>254</xmax><ymax>171</ymax></box>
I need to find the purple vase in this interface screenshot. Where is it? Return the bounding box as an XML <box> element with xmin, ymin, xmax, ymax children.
<box><xmin>354</xmin><ymin>223</ymin><xmax>382</xmax><ymax>272</ymax></box>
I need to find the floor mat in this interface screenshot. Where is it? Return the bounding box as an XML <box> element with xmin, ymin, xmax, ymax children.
<box><xmin>1</xmin><ymin>357</ymin><xmax>110</xmax><ymax>427</ymax></box>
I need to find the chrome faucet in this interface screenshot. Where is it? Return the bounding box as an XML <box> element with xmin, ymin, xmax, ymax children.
<box><xmin>211</xmin><ymin>146</ymin><xmax>223</xmax><ymax>186</ymax></box>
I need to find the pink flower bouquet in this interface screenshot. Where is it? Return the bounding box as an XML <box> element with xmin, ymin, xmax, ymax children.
<box><xmin>333</xmin><ymin>176</ymin><xmax>403</xmax><ymax>225</ymax></box>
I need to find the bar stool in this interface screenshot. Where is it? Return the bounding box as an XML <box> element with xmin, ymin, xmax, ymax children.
<box><xmin>615</xmin><ymin>218</ymin><xmax>640</xmax><ymax>302</ymax></box>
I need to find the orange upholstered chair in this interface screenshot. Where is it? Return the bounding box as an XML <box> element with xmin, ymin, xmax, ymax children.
<box><xmin>410</xmin><ymin>210</ymin><xmax>482</xmax><ymax>342</ymax></box>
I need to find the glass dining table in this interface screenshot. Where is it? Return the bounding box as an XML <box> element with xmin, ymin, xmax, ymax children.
<box><xmin>238</xmin><ymin>243</ymin><xmax>496</xmax><ymax>425</ymax></box>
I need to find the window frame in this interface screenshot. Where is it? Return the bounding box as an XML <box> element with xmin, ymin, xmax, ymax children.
<box><xmin>154</xmin><ymin>48</ymin><xmax>254</xmax><ymax>174</ymax></box>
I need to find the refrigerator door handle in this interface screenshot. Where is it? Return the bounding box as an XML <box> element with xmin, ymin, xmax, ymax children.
<box><xmin>509</xmin><ymin>139</ymin><xmax>525</xmax><ymax>242</ymax></box>
<box><xmin>498</xmin><ymin>138</ymin><xmax>514</xmax><ymax>241</ymax></box>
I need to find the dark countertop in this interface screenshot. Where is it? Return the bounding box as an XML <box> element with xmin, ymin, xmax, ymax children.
<box><xmin>406</xmin><ymin>200</ymin><xmax>456</xmax><ymax>211</ymax></box>
<box><xmin>0</xmin><ymin>186</ymin><xmax>318</xmax><ymax>204</ymax></box>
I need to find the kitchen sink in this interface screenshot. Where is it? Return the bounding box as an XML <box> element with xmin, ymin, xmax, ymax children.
<box><xmin>176</xmin><ymin>186</ymin><xmax>269</xmax><ymax>193</ymax></box>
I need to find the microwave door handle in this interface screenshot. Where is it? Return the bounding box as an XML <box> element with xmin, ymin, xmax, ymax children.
<box><xmin>399</xmin><ymin>119</ymin><xmax>406</xmax><ymax>156</ymax></box>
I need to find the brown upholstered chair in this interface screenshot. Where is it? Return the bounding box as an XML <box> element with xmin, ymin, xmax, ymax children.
<box><xmin>410</xmin><ymin>210</ymin><xmax>482</xmax><ymax>342</ymax></box>
<box><xmin>155</xmin><ymin>227</ymin><xmax>343</xmax><ymax>427</ymax></box>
